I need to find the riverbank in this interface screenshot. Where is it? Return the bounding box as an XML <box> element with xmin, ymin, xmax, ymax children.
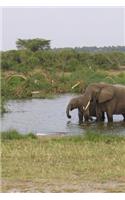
<box><xmin>1</xmin><ymin>131</ymin><xmax>125</xmax><ymax>192</ymax></box>
<box><xmin>2</xmin><ymin>49</ymin><xmax>125</xmax><ymax>99</ymax></box>
<box><xmin>2</xmin><ymin>66</ymin><xmax>125</xmax><ymax>114</ymax></box>
<box><xmin>1</xmin><ymin>49</ymin><xmax>125</xmax><ymax>114</ymax></box>
<box><xmin>2</xmin><ymin>67</ymin><xmax>125</xmax><ymax>100</ymax></box>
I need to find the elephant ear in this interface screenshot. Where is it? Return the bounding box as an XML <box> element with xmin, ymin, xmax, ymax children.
<box><xmin>98</xmin><ymin>87</ymin><xmax>114</xmax><ymax>103</ymax></box>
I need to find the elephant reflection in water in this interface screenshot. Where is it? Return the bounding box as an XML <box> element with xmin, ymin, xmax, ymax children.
<box><xmin>66</xmin><ymin>83</ymin><xmax>125</xmax><ymax>123</ymax></box>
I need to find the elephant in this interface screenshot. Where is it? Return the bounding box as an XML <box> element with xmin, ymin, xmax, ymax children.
<box><xmin>82</xmin><ymin>82</ymin><xmax>125</xmax><ymax>123</ymax></box>
<box><xmin>66</xmin><ymin>94</ymin><xmax>105</xmax><ymax>124</ymax></box>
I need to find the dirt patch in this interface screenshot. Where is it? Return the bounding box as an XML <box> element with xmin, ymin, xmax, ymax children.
<box><xmin>1</xmin><ymin>179</ymin><xmax>125</xmax><ymax>193</ymax></box>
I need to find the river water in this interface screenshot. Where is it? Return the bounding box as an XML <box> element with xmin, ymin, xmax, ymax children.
<box><xmin>1</xmin><ymin>94</ymin><xmax>125</xmax><ymax>135</ymax></box>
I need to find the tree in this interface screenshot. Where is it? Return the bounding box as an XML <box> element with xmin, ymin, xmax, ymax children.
<box><xmin>16</xmin><ymin>38</ymin><xmax>51</xmax><ymax>52</ymax></box>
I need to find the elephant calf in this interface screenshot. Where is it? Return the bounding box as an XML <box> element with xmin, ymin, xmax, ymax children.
<box><xmin>66</xmin><ymin>94</ymin><xmax>104</xmax><ymax>123</ymax></box>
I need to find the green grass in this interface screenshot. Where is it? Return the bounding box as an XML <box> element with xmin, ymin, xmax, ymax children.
<box><xmin>2</xmin><ymin>49</ymin><xmax>125</xmax><ymax>102</ymax></box>
<box><xmin>1</xmin><ymin>131</ymin><xmax>125</xmax><ymax>192</ymax></box>
<box><xmin>1</xmin><ymin>130</ymin><xmax>37</xmax><ymax>140</ymax></box>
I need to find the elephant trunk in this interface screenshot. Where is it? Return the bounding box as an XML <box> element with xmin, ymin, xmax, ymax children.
<box><xmin>66</xmin><ymin>104</ymin><xmax>71</xmax><ymax>118</ymax></box>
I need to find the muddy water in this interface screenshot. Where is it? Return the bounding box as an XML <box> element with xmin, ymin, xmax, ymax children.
<box><xmin>1</xmin><ymin>94</ymin><xmax>125</xmax><ymax>135</ymax></box>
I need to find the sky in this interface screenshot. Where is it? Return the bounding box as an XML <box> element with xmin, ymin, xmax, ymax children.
<box><xmin>1</xmin><ymin>7</ymin><xmax>125</xmax><ymax>50</ymax></box>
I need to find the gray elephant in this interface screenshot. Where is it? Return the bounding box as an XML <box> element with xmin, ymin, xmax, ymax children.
<box><xmin>82</xmin><ymin>83</ymin><xmax>125</xmax><ymax>123</ymax></box>
<box><xmin>66</xmin><ymin>94</ymin><xmax>105</xmax><ymax>123</ymax></box>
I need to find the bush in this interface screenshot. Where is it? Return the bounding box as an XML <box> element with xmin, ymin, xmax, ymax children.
<box><xmin>1</xmin><ymin>49</ymin><xmax>125</xmax><ymax>72</ymax></box>
<box><xmin>27</xmin><ymin>55</ymin><xmax>40</xmax><ymax>67</ymax></box>
<box><xmin>65</xmin><ymin>58</ymin><xmax>80</xmax><ymax>72</ymax></box>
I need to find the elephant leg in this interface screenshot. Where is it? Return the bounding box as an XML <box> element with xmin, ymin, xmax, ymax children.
<box><xmin>122</xmin><ymin>114</ymin><xmax>125</xmax><ymax>121</ymax></box>
<box><xmin>106</xmin><ymin>112</ymin><xmax>113</xmax><ymax>123</ymax></box>
<box><xmin>96</xmin><ymin>112</ymin><xmax>105</xmax><ymax>122</ymax></box>
<box><xmin>78</xmin><ymin>110</ymin><xmax>83</xmax><ymax>124</ymax></box>
<box><xmin>100</xmin><ymin>112</ymin><xmax>105</xmax><ymax>121</ymax></box>
<box><xmin>96</xmin><ymin>114</ymin><xmax>103</xmax><ymax>122</ymax></box>
<box><xmin>84</xmin><ymin>115</ymin><xmax>90</xmax><ymax>122</ymax></box>
<box><xmin>96</xmin><ymin>106</ymin><xmax>103</xmax><ymax>122</ymax></box>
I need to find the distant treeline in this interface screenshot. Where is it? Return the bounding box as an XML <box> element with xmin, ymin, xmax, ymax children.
<box><xmin>1</xmin><ymin>39</ymin><xmax>125</xmax><ymax>72</ymax></box>
<box><xmin>2</xmin><ymin>48</ymin><xmax>125</xmax><ymax>72</ymax></box>
<box><xmin>54</xmin><ymin>46</ymin><xmax>125</xmax><ymax>52</ymax></box>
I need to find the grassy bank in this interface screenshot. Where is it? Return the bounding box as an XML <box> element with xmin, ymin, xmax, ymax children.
<box><xmin>1</xmin><ymin>131</ymin><xmax>125</xmax><ymax>192</ymax></box>
<box><xmin>2</xmin><ymin>50</ymin><xmax>125</xmax><ymax>101</ymax></box>
<box><xmin>1</xmin><ymin>49</ymin><xmax>125</xmax><ymax>114</ymax></box>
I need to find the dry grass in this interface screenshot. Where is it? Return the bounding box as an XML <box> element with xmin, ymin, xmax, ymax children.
<box><xmin>1</xmin><ymin>133</ymin><xmax>125</xmax><ymax>192</ymax></box>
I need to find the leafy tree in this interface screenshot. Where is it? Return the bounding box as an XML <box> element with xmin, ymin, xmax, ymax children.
<box><xmin>16</xmin><ymin>38</ymin><xmax>51</xmax><ymax>52</ymax></box>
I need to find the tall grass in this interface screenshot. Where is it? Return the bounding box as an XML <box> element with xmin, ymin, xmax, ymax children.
<box><xmin>1</xmin><ymin>49</ymin><xmax>125</xmax><ymax>101</ymax></box>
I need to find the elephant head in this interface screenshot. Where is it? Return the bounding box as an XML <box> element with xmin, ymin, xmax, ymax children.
<box><xmin>80</xmin><ymin>83</ymin><xmax>114</xmax><ymax>122</ymax></box>
<box><xmin>66</xmin><ymin>95</ymin><xmax>95</xmax><ymax>120</ymax></box>
<box><xmin>83</xmin><ymin>83</ymin><xmax>115</xmax><ymax>112</ymax></box>
<box><xmin>66</xmin><ymin>97</ymin><xmax>79</xmax><ymax>119</ymax></box>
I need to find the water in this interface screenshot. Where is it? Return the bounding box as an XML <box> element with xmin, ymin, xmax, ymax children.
<box><xmin>1</xmin><ymin>94</ymin><xmax>125</xmax><ymax>135</ymax></box>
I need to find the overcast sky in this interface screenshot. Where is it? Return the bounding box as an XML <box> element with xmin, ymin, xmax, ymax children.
<box><xmin>2</xmin><ymin>7</ymin><xmax>125</xmax><ymax>50</ymax></box>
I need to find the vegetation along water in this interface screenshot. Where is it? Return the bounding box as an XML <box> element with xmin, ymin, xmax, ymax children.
<box><xmin>1</xmin><ymin>39</ymin><xmax>125</xmax><ymax>106</ymax></box>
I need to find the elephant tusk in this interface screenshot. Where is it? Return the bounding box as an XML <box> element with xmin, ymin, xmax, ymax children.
<box><xmin>83</xmin><ymin>100</ymin><xmax>90</xmax><ymax>111</ymax></box>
